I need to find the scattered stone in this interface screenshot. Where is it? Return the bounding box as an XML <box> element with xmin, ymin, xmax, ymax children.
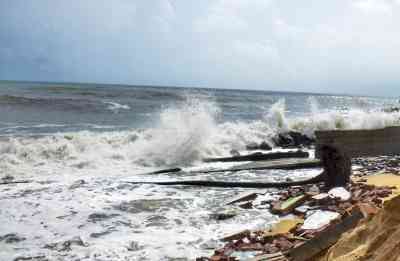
<box><xmin>87</xmin><ymin>212</ymin><xmax>120</xmax><ymax>222</ymax></box>
<box><xmin>114</xmin><ymin>199</ymin><xmax>185</xmax><ymax>213</ymax></box>
<box><xmin>259</xmin><ymin>141</ymin><xmax>272</xmax><ymax>151</ymax></box>
<box><xmin>229</xmin><ymin>149</ymin><xmax>240</xmax><ymax>157</ymax></box>
<box><xmin>44</xmin><ymin>236</ymin><xmax>88</xmax><ymax>252</ymax></box>
<box><xmin>69</xmin><ymin>179</ymin><xmax>86</xmax><ymax>189</ymax></box>
<box><xmin>145</xmin><ymin>215</ymin><xmax>169</xmax><ymax>227</ymax></box>
<box><xmin>127</xmin><ymin>241</ymin><xmax>144</xmax><ymax>252</ymax></box>
<box><xmin>210</xmin><ymin>209</ymin><xmax>238</xmax><ymax>221</ymax></box>
<box><xmin>90</xmin><ymin>230</ymin><xmax>114</xmax><ymax>238</ymax></box>
<box><xmin>246</xmin><ymin>142</ymin><xmax>260</xmax><ymax>151</ymax></box>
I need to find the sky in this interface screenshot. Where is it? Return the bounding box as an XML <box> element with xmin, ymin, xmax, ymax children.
<box><xmin>0</xmin><ymin>0</ymin><xmax>400</xmax><ymax>96</ymax></box>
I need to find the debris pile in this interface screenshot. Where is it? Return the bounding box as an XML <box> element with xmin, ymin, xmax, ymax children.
<box><xmin>353</xmin><ymin>156</ymin><xmax>400</xmax><ymax>176</ymax></box>
<box><xmin>198</xmin><ymin>180</ymin><xmax>395</xmax><ymax>261</ymax></box>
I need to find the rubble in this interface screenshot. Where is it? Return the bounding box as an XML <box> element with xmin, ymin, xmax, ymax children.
<box><xmin>198</xmin><ymin>177</ymin><xmax>396</xmax><ymax>261</ymax></box>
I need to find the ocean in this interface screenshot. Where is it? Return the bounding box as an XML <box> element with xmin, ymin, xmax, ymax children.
<box><xmin>1</xmin><ymin>81</ymin><xmax>399</xmax><ymax>260</ymax></box>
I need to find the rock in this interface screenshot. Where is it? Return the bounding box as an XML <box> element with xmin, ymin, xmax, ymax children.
<box><xmin>259</xmin><ymin>141</ymin><xmax>272</xmax><ymax>151</ymax></box>
<box><xmin>210</xmin><ymin>209</ymin><xmax>238</xmax><ymax>221</ymax></box>
<box><xmin>0</xmin><ymin>233</ymin><xmax>26</xmax><ymax>243</ymax></box>
<box><xmin>273</xmin><ymin>131</ymin><xmax>315</xmax><ymax>148</ymax></box>
<box><xmin>114</xmin><ymin>199</ymin><xmax>185</xmax><ymax>213</ymax></box>
<box><xmin>90</xmin><ymin>230</ymin><xmax>114</xmax><ymax>238</ymax></box>
<box><xmin>246</xmin><ymin>142</ymin><xmax>260</xmax><ymax>150</ymax></box>
<box><xmin>273</xmin><ymin>236</ymin><xmax>294</xmax><ymax>251</ymax></box>
<box><xmin>229</xmin><ymin>149</ymin><xmax>240</xmax><ymax>157</ymax></box>
<box><xmin>127</xmin><ymin>241</ymin><xmax>144</xmax><ymax>251</ymax></box>
<box><xmin>87</xmin><ymin>212</ymin><xmax>120</xmax><ymax>222</ymax></box>
<box><xmin>246</xmin><ymin>141</ymin><xmax>273</xmax><ymax>151</ymax></box>
<box><xmin>145</xmin><ymin>215</ymin><xmax>169</xmax><ymax>227</ymax></box>
<box><xmin>1</xmin><ymin>175</ymin><xmax>14</xmax><ymax>182</ymax></box>
<box><xmin>44</xmin><ymin>236</ymin><xmax>88</xmax><ymax>252</ymax></box>
<box><xmin>69</xmin><ymin>179</ymin><xmax>86</xmax><ymax>189</ymax></box>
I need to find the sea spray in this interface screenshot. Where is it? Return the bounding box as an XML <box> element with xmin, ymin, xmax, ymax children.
<box><xmin>132</xmin><ymin>96</ymin><xmax>221</xmax><ymax>167</ymax></box>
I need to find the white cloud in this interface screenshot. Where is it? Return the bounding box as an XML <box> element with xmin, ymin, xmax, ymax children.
<box><xmin>353</xmin><ymin>0</ymin><xmax>393</xmax><ymax>14</ymax></box>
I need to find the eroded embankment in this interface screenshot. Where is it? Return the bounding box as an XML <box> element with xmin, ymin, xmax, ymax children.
<box><xmin>319</xmin><ymin>178</ymin><xmax>400</xmax><ymax>261</ymax></box>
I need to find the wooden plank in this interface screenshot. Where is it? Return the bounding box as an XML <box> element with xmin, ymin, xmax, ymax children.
<box><xmin>287</xmin><ymin>207</ymin><xmax>364</xmax><ymax>261</ymax></box>
<box><xmin>316</xmin><ymin>126</ymin><xmax>400</xmax><ymax>158</ymax></box>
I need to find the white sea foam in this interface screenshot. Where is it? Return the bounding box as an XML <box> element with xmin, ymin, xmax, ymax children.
<box><xmin>104</xmin><ymin>101</ymin><xmax>131</xmax><ymax>113</ymax></box>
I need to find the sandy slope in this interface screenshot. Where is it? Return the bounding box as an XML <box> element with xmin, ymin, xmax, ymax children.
<box><xmin>319</xmin><ymin>194</ymin><xmax>400</xmax><ymax>261</ymax></box>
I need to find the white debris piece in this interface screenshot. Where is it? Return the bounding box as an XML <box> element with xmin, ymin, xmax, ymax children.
<box><xmin>301</xmin><ymin>210</ymin><xmax>340</xmax><ymax>230</ymax></box>
<box><xmin>312</xmin><ymin>193</ymin><xmax>329</xmax><ymax>200</ymax></box>
<box><xmin>328</xmin><ymin>187</ymin><xmax>351</xmax><ymax>201</ymax></box>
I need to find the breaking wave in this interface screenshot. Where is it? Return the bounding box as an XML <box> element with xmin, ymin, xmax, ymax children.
<box><xmin>1</xmin><ymin>97</ymin><xmax>400</xmax><ymax>177</ymax></box>
<box><xmin>104</xmin><ymin>101</ymin><xmax>131</xmax><ymax>113</ymax></box>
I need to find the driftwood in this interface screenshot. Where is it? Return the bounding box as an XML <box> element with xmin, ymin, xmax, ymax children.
<box><xmin>126</xmin><ymin>174</ymin><xmax>323</xmax><ymax>188</ymax></box>
<box><xmin>203</xmin><ymin>150</ymin><xmax>309</xmax><ymax>163</ymax></box>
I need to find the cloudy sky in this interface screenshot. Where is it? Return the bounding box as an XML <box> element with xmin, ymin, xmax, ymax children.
<box><xmin>0</xmin><ymin>0</ymin><xmax>399</xmax><ymax>96</ymax></box>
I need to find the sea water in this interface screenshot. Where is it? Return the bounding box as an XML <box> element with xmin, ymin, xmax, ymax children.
<box><xmin>0</xmin><ymin>81</ymin><xmax>399</xmax><ymax>260</ymax></box>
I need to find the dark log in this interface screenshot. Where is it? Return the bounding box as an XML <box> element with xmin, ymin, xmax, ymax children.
<box><xmin>126</xmin><ymin>174</ymin><xmax>323</xmax><ymax>188</ymax></box>
<box><xmin>203</xmin><ymin>150</ymin><xmax>309</xmax><ymax>163</ymax></box>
